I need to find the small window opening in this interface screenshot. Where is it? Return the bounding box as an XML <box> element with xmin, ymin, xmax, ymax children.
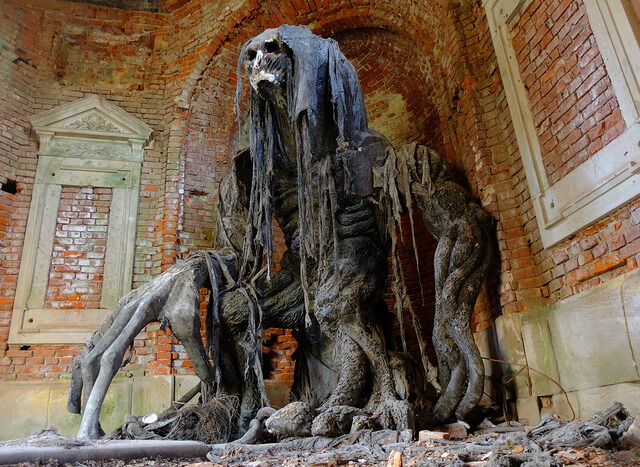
<box><xmin>1</xmin><ymin>179</ymin><xmax>18</xmax><ymax>195</ymax></box>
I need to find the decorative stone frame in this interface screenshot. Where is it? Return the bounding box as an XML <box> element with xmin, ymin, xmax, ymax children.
<box><xmin>9</xmin><ymin>95</ymin><xmax>152</xmax><ymax>344</ymax></box>
<box><xmin>484</xmin><ymin>0</ymin><xmax>640</xmax><ymax>247</ymax></box>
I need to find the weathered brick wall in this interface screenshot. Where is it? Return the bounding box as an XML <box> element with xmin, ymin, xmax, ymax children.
<box><xmin>546</xmin><ymin>200</ymin><xmax>640</xmax><ymax>299</ymax></box>
<box><xmin>262</xmin><ymin>329</ymin><xmax>297</xmax><ymax>381</ymax></box>
<box><xmin>633</xmin><ymin>0</ymin><xmax>640</xmax><ymax>21</ymax></box>
<box><xmin>416</xmin><ymin>1</ymin><xmax>506</xmax><ymax>331</ymax></box>
<box><xmin>454</xmin><ymin>2</ymin><xmax>538</xmax><ymax>321</ymax></box>
<box><xmin>0</xmin><ymin>1</ymin><xmax>38</xmax><ymax>354</ymax></box>
<box><xmin>2</xmin><ymin>345</ymin><xmax>79</xmax><ymax>381</ymax></box>
<box><xmin>510</xmin><ymin>0</ymin><xmax>625</xmax><ymax>186</ymax></box>
<box><xmin>334</xmin><ymin>27</ymin><xmax>445</xmax><ymax>152</ymax></box>
<box><xmin>62</xmin><ymin>0</ymin><xmax>166</xmax><ymax>12</ymax></box>
<box><xmin>0</xmin><ymin>0</ymin><xmax>167</xmax><ymax>381</ymax></box>
<box><xmin>45</xmin><ymin>187</ymin><xmax>111</xmax><ymax>310</ymax></box>
<box><xmin>489</xmin><ymin>0</ymin><xmax>640</xmax><ymax>313</ymax></box>
<box><xmin>0</xmin><ymin>0</ymin><xmax>49</xmax><ymax>380</ymax></box>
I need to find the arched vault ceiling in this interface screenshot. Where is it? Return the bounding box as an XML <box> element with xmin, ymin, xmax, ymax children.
<box><xmin>332</xmin><ymin>27</ymin><xmax>445</xmax><ymax>152</ymax></box>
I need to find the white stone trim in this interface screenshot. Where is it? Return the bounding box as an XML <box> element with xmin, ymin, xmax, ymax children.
<box><xmin>9</xmin><ymin>95</ymin><xmax>152</xmax><ymax>345</ymax></box>
<box><xmin>484</xmin><ymin>0</ymin><xmax>640</xmax><ymax>247</ymax></box>
<box><xmin>101</xmin><ymin>187</ymin><xmax>140</xmax><ymax>309</ymax></box>
<box><xmin>583</xmin><ymin>0</ymin><xmax>640</xmax><ymax>126</ymax></box>
<box><xmin>13</xmin><ymin>184</ymin><xmax>62</xmax><ymax>310</ymax></box>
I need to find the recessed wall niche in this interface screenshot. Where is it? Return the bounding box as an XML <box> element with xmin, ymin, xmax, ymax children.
<box><xmin>9</xmin><ymin>95</ymin><xmax>152</xmax><ymax>344</ymax></box>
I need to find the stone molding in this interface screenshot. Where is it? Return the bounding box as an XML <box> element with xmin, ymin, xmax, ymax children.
<box><xmin>484</xmin><ymin>0</ymin><xmax>640</xmax><ymax>247</ymax></box>
<box><xmin>583</xmin><ymin>0</ymin><xmax>640</xmax><ymax>126</ymax></box>
<box><xmin>9</xmin><ymin>95</ymin><xmax>152</xmax><ymax>344</ymax></box>
<box><xmin>485</xmin><ymin>267</ymin><xmax>640</xmax><ymax>422</ymax></box>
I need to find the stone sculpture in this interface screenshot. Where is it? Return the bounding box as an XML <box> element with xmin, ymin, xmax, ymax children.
<box><xmin>68</xmin><ymin>25</ymin><xmax>492</xmax><ymax>441</ymax></box>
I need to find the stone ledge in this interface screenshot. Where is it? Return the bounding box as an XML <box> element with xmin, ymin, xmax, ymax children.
<box><xmin>485</xmin><ymin>268</ymin><xmax>640</xmax><ymax>423</ymax></box>
<box><xmin>0</xmin><ymin>375</ymin><xmax>293</xmax><ymax>441</ymax></box>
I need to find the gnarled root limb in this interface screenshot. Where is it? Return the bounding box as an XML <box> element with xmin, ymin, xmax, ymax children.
<box><xmin>403</xmin><ymin>143</ymin><xmax>493</xmax><ymax>424</ymax></box>
<box><xmin>318</xmin><ymin>334</ymin><xmax>368</xmax><ymax>409</ymax></box>
<box><xmin>429</xmin><ymin>216</ymin><xmax>491</xmax><ymax>423</ymax></box>
<box><xmin>216</xmin><ymin>262</ymin><xmax>306</xmax><ymax>434</ymax></box>
<box><xmin>382</xmin><ymin>143</ymin><xmax>494</xmax><ymax>425</ymax></box>
<box><xmin>310</xmin><ymin>203</ymin><xmax>393</xmax><ymax>417</ymax></box>
<box><xmin>312</xmin><ymin>207</ymin><xmax>413</xmax><ymax>431</ymax></box>
<box><xmin>69</xmin><ymin>253</ymin><xmax>230</xmax><ymax>439</ymax></box>
<box><xmin>340</xmin><ymin>323</ymin><xmax>413</xmax><ymax>431</ymax></box>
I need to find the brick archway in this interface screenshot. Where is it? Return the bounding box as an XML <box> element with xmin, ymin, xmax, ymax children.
<box><xmin>174</xmin><ymin>0</ymin><xmax>453</xmax><ymax>113</ymax></box>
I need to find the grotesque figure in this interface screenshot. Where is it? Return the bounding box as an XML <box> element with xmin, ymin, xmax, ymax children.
<box><xmin>69</xmin><ymin>25</ymin><xmax>492</xmax><ymax>441</ymax></box>
<box><xmin>227</xmin><ymin>25</ymin><xmax>411</xmax><ymax>431</ymax></box>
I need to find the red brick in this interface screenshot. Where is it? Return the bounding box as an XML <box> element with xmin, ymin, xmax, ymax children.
<box><xmin>591</xmin><ymin>252</ymin><xmax>624</xmax><ymax>275</ymax></box>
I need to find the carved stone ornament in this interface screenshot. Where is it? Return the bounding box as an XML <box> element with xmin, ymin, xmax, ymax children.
<box><xmin>48</xmin><ymin>140</ymin><xmax>130</xmax><ymax>159</ymax></box>
<box><xmin>29</xmin><ymin>94</ymin><xmax>152</xmax><ymax>160</ymax></box>
<box><xmin>63</xmin><ymin>112</ymin><xmax>125</xmax><ymax>134</ymax></box>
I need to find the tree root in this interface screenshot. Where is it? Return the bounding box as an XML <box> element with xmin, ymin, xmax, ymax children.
<box><xmin>106</xmin><ymin>394</ymin><xmax>240</xmax><ymax>444</ymax></box>
<box><xmin>166</xmin><ymin>395</ymin><xmax>239</xmax><ymax>443</ymax></box>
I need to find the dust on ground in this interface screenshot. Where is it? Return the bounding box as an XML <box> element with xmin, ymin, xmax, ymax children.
<box><xmin>1</xmin><ymin>403</ymin><xmax>638</xmax><ymax>466</ymax></box>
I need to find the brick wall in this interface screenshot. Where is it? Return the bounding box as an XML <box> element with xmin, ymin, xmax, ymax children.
<box><xmin>546</xmin><ymin>199</ymin><xmax>640</xmax><ymax>299</ymax></box>
<box><xmin>0</xmin><ymin>0</ymin><xmax>38</xmax><ymax>352</ymax></box>
<box><xmin>262</xmin><ymin>329</ymin><xmax>297</xmax><ymax>381</ymax></box>
<box><xmin>510</xmin><ymin>0</ymin><xmax>625</xmax><ymax>185</ymax></box>
<box><xmin>485</xmin><ymin>0</ymin><xmax>640</xmax><ymax>314</ymax></box>
<box><xmin>633</xmin><ymin>0</ymin><xmax>640</xmax><ymax>21</ymax></box>
<box><xmin>45</xmin><ymin>187</ymin><xmax>111</xmax><ymax>310</ymax></box>
<box><xmin>334</xmin><ymin>27</ymin><xmax>445</xmax><ymax>152</ymax></box>
<box><xmin>1</xmin><ymin>345</ymin><xmax>78</xmax><ymax>381</ymax></box>
<box><xmin>0</xmin><ymin>0</ymin><xmax>167</xmax><ymax>381</ymax></box>
<box><xmin>456</xmin><ymin>2</ymin><xmax>541</xmax><ymax>319</ymax></box>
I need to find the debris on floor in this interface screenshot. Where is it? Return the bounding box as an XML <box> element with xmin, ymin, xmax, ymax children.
<box><xmin>1</xmin><ymin>403</ymin><xmax>637</xmax><ymax>466</ymax></box>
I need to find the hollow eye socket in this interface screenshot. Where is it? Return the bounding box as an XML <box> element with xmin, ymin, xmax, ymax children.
<box><xmin>247</xmin><ymin>49</ymin><xmax>257</xmax><ymax>61</ymax></box>
<box><xmin>264</xmin><ymin>41</ymin><xmax>279</xmax><ymax>53</ymax></box>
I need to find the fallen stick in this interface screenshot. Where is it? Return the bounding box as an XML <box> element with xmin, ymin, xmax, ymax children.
<box><xmin>0</xmin><ymin>439</ymin><xmax>210</xmax><ymax>465</ymax></box>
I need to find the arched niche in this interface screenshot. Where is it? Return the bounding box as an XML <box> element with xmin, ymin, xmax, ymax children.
<box><xmin>331</xmin><ymin>27</ymin><xmax>444</xmax><ymax>151</ymax></box>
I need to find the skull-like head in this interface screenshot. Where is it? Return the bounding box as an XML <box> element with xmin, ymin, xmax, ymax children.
<box><xmin>237</xmin><ymin>25</ymin><xmax>370</xmax><ymax>154</ymax></box>
<box><xmin>243</xmin><ymin>29</ymin><xmax>291</xmax><ymax>96</ymax></box>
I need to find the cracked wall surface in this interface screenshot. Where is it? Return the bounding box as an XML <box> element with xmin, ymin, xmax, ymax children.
<box><xmin>479</xmin><ymin>268</ymin><xmax>640</xmax><ymax>424</ymax></box>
